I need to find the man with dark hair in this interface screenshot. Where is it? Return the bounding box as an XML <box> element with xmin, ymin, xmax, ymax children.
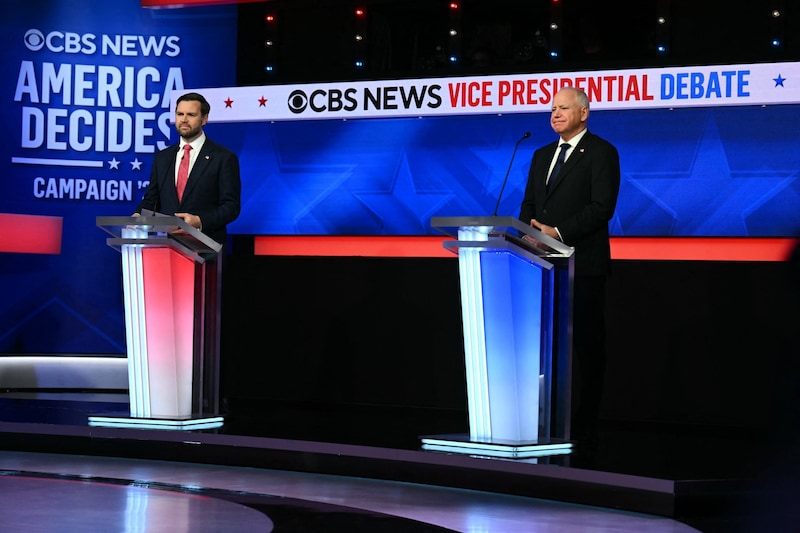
<box><xmin>135</xmin><ymin>92</ymin><xmax>241</xmax><ymax>245</ymax></box>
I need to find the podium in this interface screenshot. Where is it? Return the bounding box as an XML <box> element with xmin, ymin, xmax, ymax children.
<box><xmin>423</xmin><ymin>216</ymin><xmax>575</xmax><ymax>458</ymax></box>
<box><xmin>91</xmin><ymin>215</ymin><xmax>224</xmax><ymax>430</ymax></box>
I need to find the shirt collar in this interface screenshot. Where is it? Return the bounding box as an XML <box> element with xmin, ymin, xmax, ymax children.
<box><xmin>180</xmin><ymin>133</ymin><xmax>206</xmax><ymax>152</ymax></box>
<box><xmin>560</xmin><ymin>128</ymin><xmax>588</xmax><ymax>147</ymax></box>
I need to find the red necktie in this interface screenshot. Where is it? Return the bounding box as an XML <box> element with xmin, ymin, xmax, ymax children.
<box><xmin>176</xmin><ymin>144</ymin><xmax>192</xmax><ymax>201</ymax></box>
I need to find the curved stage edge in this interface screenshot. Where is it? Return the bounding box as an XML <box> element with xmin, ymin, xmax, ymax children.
<box><xmin>0</xmin><ymin>409</ymin><xmax>752</xmax><ymax>528</ymax></box>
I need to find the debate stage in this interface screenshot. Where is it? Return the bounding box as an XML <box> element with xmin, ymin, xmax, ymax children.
<box><xmin>0</xmin><ymin>388</ymin><xmax>786</xmax><ymax>532</ymax></box>
<box><xmin>1</xmin><ymin>251</ymin><xmax>798</xmax><ymax>531</ymax></box>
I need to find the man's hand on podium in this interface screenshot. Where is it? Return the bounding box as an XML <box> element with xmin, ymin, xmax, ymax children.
<box><xmin>175</xmin><ymin>212</ymin><xmax>202</xmax><ymax>233</ymax></box>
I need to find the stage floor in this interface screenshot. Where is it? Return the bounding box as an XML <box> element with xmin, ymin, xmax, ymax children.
<box><xmin>0</xmin><ymin>392</ymin><xmax>792</xmax><ymax>532</ymax></box>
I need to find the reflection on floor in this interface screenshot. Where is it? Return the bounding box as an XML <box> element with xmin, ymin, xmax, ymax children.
<box><xmin>0</xmin><ymin>392</ymin><xmax>793</xmax><ymax>532</ymax></box>
<box><xmin>1</xmin><ymin>451</ymin><xmax>701</xmax><ymax>533</ymax></box>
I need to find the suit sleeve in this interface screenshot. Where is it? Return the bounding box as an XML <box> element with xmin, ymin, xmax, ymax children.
<box><xmin>556</xmin><ymin>141</ymin><xmax>620</xmax><ymax>244</ymax></box>
<box><xmin>194</xmin><ymin>148</ymin><xmax>241</xmax><ymax>236</ymax></box>
<box><xmin>519</xmin><ymin>147</ymin><xmax>548</xmax><ymax>224</ymax></box>
<box><xmin>135</xmin><ymin>153</ymin><xmax>167</xmax><ymax>214</ymax></box>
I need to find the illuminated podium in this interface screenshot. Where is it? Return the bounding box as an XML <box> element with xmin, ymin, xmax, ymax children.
<box><xmin>424</xmin><ymin>216</ymin><xmax>575</xmax><ymax>458</ymax></box>
<box><xmin>91</xmin><ymin>215</ymin><xmax>224</xmax><ymax>430</ymax></box>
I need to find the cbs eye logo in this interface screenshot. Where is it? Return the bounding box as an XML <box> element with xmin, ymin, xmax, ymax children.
<box><xmin>24</xmin><ymin>29</ymin><xmax>46</xmax><ymax>51</ymax></box>
<box><xmin>287</xmin><ymin>90</ymin><xmax>308</xmax><ymax>114</ymax></box>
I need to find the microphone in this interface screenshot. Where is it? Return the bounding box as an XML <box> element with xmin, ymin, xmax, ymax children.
<box><xmin>492</xmin><ymin>131</ymin><xmax>531</xmax><ymax>217</ymax></box>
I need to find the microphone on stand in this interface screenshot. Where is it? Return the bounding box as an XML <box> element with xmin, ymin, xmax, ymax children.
<box><xmin>492</xmin><ymin>131</ymin><xmax>531</xmax><ymax>217</ymax></box>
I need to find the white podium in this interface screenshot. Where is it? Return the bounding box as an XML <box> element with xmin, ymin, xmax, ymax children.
<box><xmin>423</xmin><ymin>216</ymin><xmax>574</xmax><ymax>458</ymax></box>
<box><xmin>91</xmin><ymin>215</ymin><xmax>224</xmax><ymax>430</ymax></box>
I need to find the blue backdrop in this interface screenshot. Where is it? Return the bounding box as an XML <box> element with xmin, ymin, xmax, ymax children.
<box><xmin>226</xmin><ymin>105</ymin><xmax>800</xmax><ymax>237</ymax></box>
<box><xmin>0</xmin><ymin>1</ymin><xmax>237</xmax><ymax>354</ymax></box>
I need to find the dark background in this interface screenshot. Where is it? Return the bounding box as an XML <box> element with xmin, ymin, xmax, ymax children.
<box><xmin>219</xmin><ymin>250</ymin><xmax>800</xmax><ymax>445</ymax></box>
<box><xmin>235</xmin><ymin>0</ymin><xmax>798</xmax><ymax>85</ymax></box>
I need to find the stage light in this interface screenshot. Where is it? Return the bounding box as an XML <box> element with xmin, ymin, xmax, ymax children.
<box><xmin>355</xmin><ymin>8</ymin><xmax>365</xmax><ymax>17</ymax></box>
<box><xmin>355</xmin><ymin>60</ymin><xmax>364</xmax><ymax>68</ymax></box>
<box><xmin>264</xmin><ymin>40</ymin><xmax>273</xmax><ymax>47</ymax></box>
<box><xmin>772</xmin><ymin>39</ymin><xmax>781</xmax><ymax>47</ymax></box>
<box><xmin>549</xmin><ymin>51</ymin><xmax>558</xmax><ymax>57</ymax></box>
<box><xmin>355</xmin><ymin>34</ymin><xmax>363</xmax><ymax>41</ymax></box>
<box><xmin>549</xmin><ymin>23</ymin><xmax>558</xmax><ymax>30</ymax></box>
<box><xmin>264</xmin><ymin>65</ymin><xmax>274</xmax><ymax>72</ymax></box>
<box><xmin>449</xmin><ymin>56</ymin><xmax>458</xmax><ymax>63</ymax></box>
<box><xmin>772</xmin><ymin>10</ymin><xmax>781</xmax><ymax>17</ymax></box>
<box><xmin>657</xmin><ymin>17</ymin><xmax>666</xmax><ymax>24</ymax></box>
<box><xmin>265</xmin><ymin>14</ymin><xmax>275</xmax><ymax>23</ymax></box>
<box><xmin>449</xmin><ymin>2</ymin><xmax>459</xmax><ymax>10</ymax></box>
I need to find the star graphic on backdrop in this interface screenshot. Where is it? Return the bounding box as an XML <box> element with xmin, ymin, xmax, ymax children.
<box><xmin>108</xmin><ymin>158</ymin><xmax>120</xmax><ymax>170</ymax></box>
<box><xmin>469</xmin><ymin>132</ymin><xmax>531</xmax><ymax>195</ymax></box>
<box><xmin>130</xmin><ymin>158</ymin><xmax>143</xmax><ymax>171</ymax></box>
<box><xmin>258</xmin><ymin>96</ymin><xmax>268</xmax><ymax>107</ymax></box>
<box><xmin>624</xmin><ymin>117</ymin><xmax>795</xmax><ymax>235</ymax></box>
<box><xmin>232</xmin><ymin>126</ymin><xmax>363</xmax><ymax>234</ymax></box>
<box><xmin>774</xmin><ymin>74</ymin><xmax>786</xmax><ymax>87</ymax></box>
<box><xmin>224</xmin><ymin>97</ymin><xmax>234</xmax><ymax>108</ymax></box>
<box><xmin>354</xmin><ymin>153</ymin><xmax>453</xmax><ymax>233</ymax></box>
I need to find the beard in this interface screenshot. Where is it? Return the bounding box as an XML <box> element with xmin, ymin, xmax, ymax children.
<box><xmin>176</xmin><ymin>123</ymin><xmax>203</xmax><ymax>141</ymax></box>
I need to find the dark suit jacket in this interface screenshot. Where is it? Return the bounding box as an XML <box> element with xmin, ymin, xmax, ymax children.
<box><xmin>519</xmin><ymin>131</ymin><xmax>620</xmax><ymax>277</ymax></box>
<box><xmin>136</xmin><ymin>137</ymin><xmax>241</xmax><ymax>245</ymax></box>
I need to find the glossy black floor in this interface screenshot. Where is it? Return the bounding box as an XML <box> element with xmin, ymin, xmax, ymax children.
<box><xmin>0</xmin><ymin>468</ymin><xmax>455</xmax><ymax>532</ymax></box>
<box><xmin>2</xmin><ymin>391</ymin><xmax>798</xmax><ymax>532</ymax></box>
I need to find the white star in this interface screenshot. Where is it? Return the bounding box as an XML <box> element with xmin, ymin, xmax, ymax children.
<box><xmin>130</xmin><ymin>158</ymin><xmax>143</xmax><ymax>171</ymax></box>
<box><xmin>108</xmin><ymin>158</ymin><xmax>120</xmax><ymax>170</ymax></box>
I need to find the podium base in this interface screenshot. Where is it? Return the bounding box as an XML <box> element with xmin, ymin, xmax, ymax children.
<box><xmin>420</xmin><ymin>433</ymin><xmax>573</xmax><ymax>459</ymax></box>
<box><xmin>88</xmin><ymin>413</ymin><xmax>224</xmax><ymax>431</ymax></box>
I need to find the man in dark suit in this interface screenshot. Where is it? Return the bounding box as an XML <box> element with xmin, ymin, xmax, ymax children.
<box><xmin>519</xmin><ymin>86</ymin><xmax>620</xmax><ymax>444</ymax></box>
<box><xmin>135</xmin><ymin>92</ymin><xmax>241</xmax><ymax>245</ymax></box>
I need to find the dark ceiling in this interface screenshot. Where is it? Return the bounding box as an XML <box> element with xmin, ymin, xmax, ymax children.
<box><xmin>236</xmin><ymin>0</ymin><xmax>798</xmax><ymax>85</ymax></box>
